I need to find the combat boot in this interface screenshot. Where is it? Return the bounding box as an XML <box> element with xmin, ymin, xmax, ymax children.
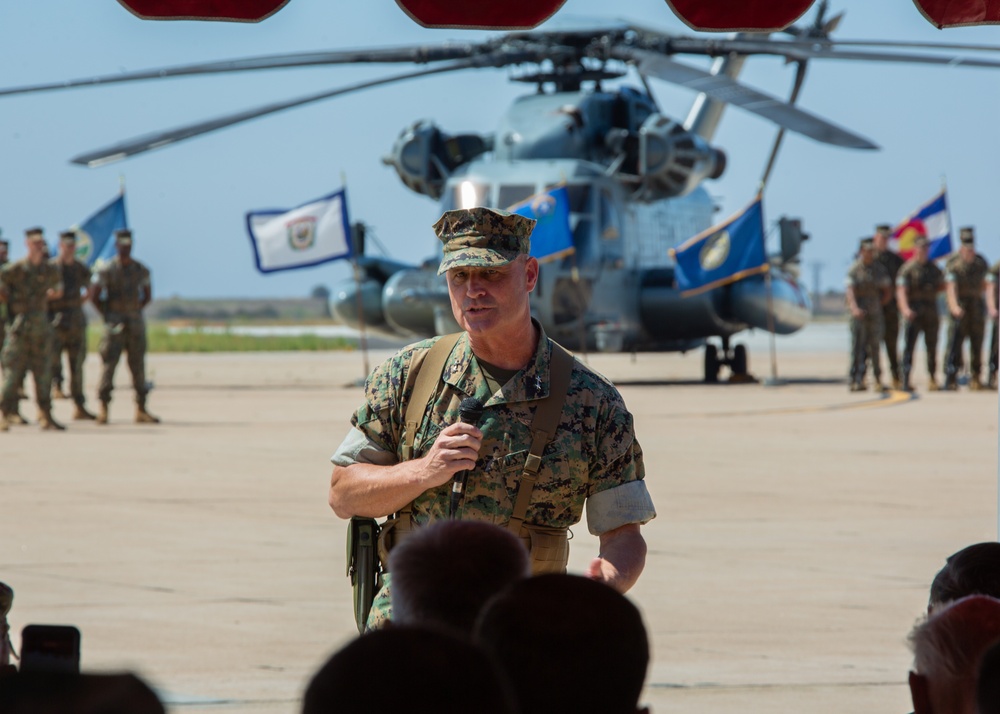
<box><xmin>73</xmin><ymin>402</ymin><xmax>97</xmax><ymax>420</ymax></box>
<box><xmin>989</xmin><ymin>373</ymin><xmax>998</xmax><ymax>390</ymax></box>
<box><xmin>135</xmin><ymin>405</ymin><xmax>160</xmax><ymax>424</ymax></box>
<box><xmin>0</xmin><ymin>413</ymin><xmax>8</xmax><ymax>432</ymax></box>
<box><xmin>970</xmin><ymin>376</ymin><xmax>983</xmax><ymax>391</ymax></box>
<box><xmin>51</xmin><ymin>383</ymin><xmax>68</xmax><ymax>400</ymax></box>
<box><xmin>7</xmin><ymin>411</ymin><xmax>28</xmax><ymax>425</ymax></box>
<box><xmin>927</xmin><ymin>376</ymin><xmax>940</xmax><ymax>392</ymax></box>
<box><xmin>891</xmin><ymin>377</ymin><xmax>903</xmax><ymax>391</ymax></box>
<box><xmin>96</xmin><ymin>402</ymin><xmax>109</xmax><ymax>425</ymax></box>
<box><xmin>943</xmin><ymin>378</ymin><xmax>959</xmax><ymax>391</ymax></box>
<box><xmin>38</xmin><ymin>410</ymin><xmax>66</xmax><ymax>431</ymax></box>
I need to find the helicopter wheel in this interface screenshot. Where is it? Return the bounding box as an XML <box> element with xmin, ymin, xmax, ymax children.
<box><xmin>704</xmin><ymin>344</ymin><xmax>720</xmax><ymax>383</ymax></box>
<box><xmin>731</xmin><ymin>344</ymin><xmax>749</xmax><ymax>377</ymax></box>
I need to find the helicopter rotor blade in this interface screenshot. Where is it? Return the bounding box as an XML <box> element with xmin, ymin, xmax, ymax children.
<box><xmin>70</xmin><ymin>59</ymin><xmax>485</xmax><ymax>167</ymax></box>
<box><xmin>619</xmin><ymin>49</ymin><xmax>877</xmax><ymax>150</ymax></box>
<box><xmin>0</xmin><ymin>44</ymin><xmax>483</xmax><ymax>98</ymax></box>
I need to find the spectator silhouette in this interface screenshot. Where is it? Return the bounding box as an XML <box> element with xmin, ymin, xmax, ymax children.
<box><xmin>474</xmin><ymin>573</ymin><xmax>650</xmax><ymax>714</ymax></box>
<box><xmin>388</xmin><ymin>520</ymin><xmax>530</xmax><ymax>637</ymax></box>
<box><xmin>303</xmin><ymin>626</ymin><xmax>515</xmax><ymax>714</ymax></box>
<box><xmin>929</xmin><ymin>542</ymin><xmax>1000</xmax><ymax>612</ymax></box>
<box><xmin>0</xmin><ymin>672</ymin><xmax>164</xmax><ymax>714</ymax></box>
<box><xmin>977</xmin><ymin>639</ymin><xmax>1000</xmax><ymax>714</ymax></box>
<box><xmin>909</xmin><ymin>594</ymin><xmax>1000</xmax><ymax>714</ymax></box>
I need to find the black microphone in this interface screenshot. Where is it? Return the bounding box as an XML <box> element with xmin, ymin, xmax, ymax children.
<box><xmin>450</xmin><ymin>397</ymin><xmax>484</xmax><ymax>519</ymax></box>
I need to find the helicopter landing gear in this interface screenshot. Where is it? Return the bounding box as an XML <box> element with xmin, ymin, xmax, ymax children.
<box><xmin>703</xmin><ymin>338</ymin><xmax>752</xmax><ymax>383</ymax></box>
<box><xmin>704</xmin><ymin>344</ymin><xmax>720</xmax><ymax>383</ymax></box>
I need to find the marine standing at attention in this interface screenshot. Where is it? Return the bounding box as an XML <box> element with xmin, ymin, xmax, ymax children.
<box><xmin>49</xmin><ymin>230</ymin><xmax>97</xmax><ymax>420</ymax></box>
<box><xmin>0</xmin><ymin>236</ymin><xmax>9</xmax><ymax>385</ymax></box>
<box><xmin>845</xmin><ymin>237</ymin><xmax>891</xmax><ymax>392</ymax></box>
<box><xmin>943</xmin><ymin>227</ymin><xmax>989</xmax><ymax>391</ymax></box>
<box><xmin>0</xmin><ymin>227</ymin><xmax>65</xmax><ymax>431</ymax></box>
<box><xmin>896</xmin><ymin>234</ymin><xmax>944</xmax><ymax>392</ymax></box>
<box><xmin>328</xmin><ymin>206</ymin><xmax>655</xmax><ymax>629</ymax></box>
<box><xmin>90</xmin><ymin>228</ymin><xmax>159</xmax><ymax>424</ymax></box>
<box><xmin>873</xmin><ymin>224</ymin><xmax>905</xmax><ymax>389</ymax></box>
<box><xmin>985</xmin><ymin>259</ymin><xmax>1000</xmax><ymax>390</ymax></box>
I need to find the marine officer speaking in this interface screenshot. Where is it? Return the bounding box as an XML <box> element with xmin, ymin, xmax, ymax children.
<box><xmin>328</xmin><ymin>206</ymin><xmax>655</xmax><ymax>629</ymax></box>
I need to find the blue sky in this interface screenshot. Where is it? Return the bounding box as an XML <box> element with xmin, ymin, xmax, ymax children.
<box><xmin>1</xmin><ymin>1</ymin><xmax>998</xmax><ymax>298</ymax></box>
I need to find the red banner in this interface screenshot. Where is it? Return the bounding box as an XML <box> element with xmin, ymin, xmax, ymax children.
<box><xmin>395</xmin><ymin>0</ymin><xmax>566</xmax><ymax>29</ymax></box>
<box><xmin>664</xmin><ymin>0</ymin><xmax>815</xmax><ymax>31</ymax></box>
<box><xmin>912</xmin><ymin>0</ymin><xmax>1000</xmax><ymax>28</ymax></box>
<box><xmin>117</xmin><ymin>0</ymin><xmax>290</xmax><ymax>22</ymax></box>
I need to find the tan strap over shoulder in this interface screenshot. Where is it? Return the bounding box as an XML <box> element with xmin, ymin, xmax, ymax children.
<box><xmin>506</xmin><ymin>342</ymin><xmax>575</xmax><ymax>535</ymax></box>
<box><xmin>401</xmin><ymin>332</ymin><xmax>462</xmax><ymax>461</ymax></box>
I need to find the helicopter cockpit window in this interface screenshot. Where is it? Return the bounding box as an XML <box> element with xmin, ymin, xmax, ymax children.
<box><xmin>498</xmin><ymin>184</ymin><xmax>535</xmax><ymax>210</ymax></box>
<box><xmin>443</xmin><ymin>181</ymin><xmax>489</xmax><ymax>212</ymax></box>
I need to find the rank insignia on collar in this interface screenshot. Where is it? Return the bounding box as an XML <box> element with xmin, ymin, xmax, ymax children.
<box><xmin>534</xmin><ymin>375</ymin><xmax>543</xmax><ymax>393</ymax></box>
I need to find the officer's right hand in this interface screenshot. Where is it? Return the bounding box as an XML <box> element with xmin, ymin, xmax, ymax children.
<box><xmin>951</xmin><ymin>306</ymin><xmax>965</xmax><ymax>319</ymax></box>
<box><xmin>903</xmin><ymin>308</ymin><xmax>916</xmax><ymax>322</ymax></box>
<box><xmin>851</xmin><ymin>306</ymin><xmax>865</xmax><ymax>319</ymax></box>
<box><xmin>418</xmin><ymin>422</ymin><xmax>483</xmax><ymax>488</ymax></box>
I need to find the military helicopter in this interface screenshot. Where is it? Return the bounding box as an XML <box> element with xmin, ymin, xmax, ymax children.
<box><xmin>3</xmin><ymin>3</ymin><xmax>1000</xmax><ymax>381</ymax></box>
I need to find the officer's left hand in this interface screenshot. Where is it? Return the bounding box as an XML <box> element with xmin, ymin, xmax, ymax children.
<box><xmin>585</xmin><ymin>557</ymin><xmax>620</xmax><ymax>588</ymax></box>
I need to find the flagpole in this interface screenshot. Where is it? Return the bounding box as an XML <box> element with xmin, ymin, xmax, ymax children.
<box><xmin>338</xmin><ymin>172</ymin><xmax>370</xmax><ymax>383</ymax></box>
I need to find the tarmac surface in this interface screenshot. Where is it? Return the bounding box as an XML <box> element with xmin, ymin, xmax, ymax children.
<box><xmin>2</xmin><ymin>325</ymin><xmax>998</xmax><ymax>713</ymax></box>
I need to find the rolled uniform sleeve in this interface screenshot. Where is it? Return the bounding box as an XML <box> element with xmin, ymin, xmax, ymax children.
<box><xmin>585</xmin><ymin>400</ymin><xmax>655</xmax><ymax>535</ymax></box>
<box><xmin>331</xmin><ymin>426</ymin><xmax>397</xmax><ymax>467</ymax></box>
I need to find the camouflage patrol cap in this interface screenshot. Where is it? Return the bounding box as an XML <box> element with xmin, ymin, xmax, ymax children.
<box><xmin>115</xmin><ymin>228</ymin><xmax>133</xmax><ymax>245</ymax></box>
<box><xmin>59</xmin><ymin>230</ymin><xmax>77</xmax><ymax>243</ymax></box>
<box><xmin>875</xmin><ymin>224</ymin><xmax>892</xmax><ymax>233</ymax></box>
<box><xmin>859</xmin><ymin>237</ymin><xmax>874</xmax><ymax>250</ymax></box>
<box><xmin>434</xmin><ymin>207</ymin><xmax>535</xmax><ymax>276</ymax></box>
<box><xmin>24</xmin><ymin>227</ymin><xmax>45</xmax><ymax>242</ymax></box>
<box><xmin>960</xmin><ymin>226</ymin><xmax>975</xmax><ymax>245</ymax></box>
<box><xmin>913</xmin><ymin>235</ymin><xmax>930</xmax><ymax>248</ymax></box>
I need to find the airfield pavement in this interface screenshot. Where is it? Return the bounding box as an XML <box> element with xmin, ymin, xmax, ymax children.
<box><xmin>1</xmin><ymin>325</ymin><xmax>998</xmax><ymax>713</ymax></box>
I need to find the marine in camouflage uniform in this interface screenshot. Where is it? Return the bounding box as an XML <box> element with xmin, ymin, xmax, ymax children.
<box><xmin>873</xmin><ymin>224</ymin><xmax>905</xmax><ymax>389</ymax></box>
<box><xmin>49</xmin><ymin>231</ymin><xmax>96</xmax><ymax>419</ymax></box>
<box><xmin>330</xmin><ymin>207</ymin><xmax>654</xmax><ymax>630</ymax></box>
<box><xmin>987</xmin><ymin>260</ymin><xmax>1000</xmax><ymax>389</ymax></box>
<box><xmin>896</xmin><ymin>235</ymin><xmax>944</xmax><ymax>391</ymax></box>
<box><xmin>0</xmin><ymin>237</ymin><xmax>8</xmax><ymax>383</ymax></box>
<box><xmin>0</xmin><ymin>228</ymin><xmax>65</xmax><ymax>431</ymax></box>
<box><xmin>845</xmin><ymin>237</ymin><xmax>891</xmax><ymax>391</ymax></box>
<box><xmin>944</xmin><ymin>227</ymin><xmax>989</xmax><ymax>390</ymax></box>
<box><xmin>91</xmin><ymin>229</ymin><xmax>159</xmax><ymax>424</ymax></box>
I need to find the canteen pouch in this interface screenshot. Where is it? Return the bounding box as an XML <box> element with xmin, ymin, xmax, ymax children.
<box><xmin>346</xmin><ymin>516</ymin><xmax>381</xmax><ymax>634</ymax></box>
<box><xmin>376</xmin><ymin>511</ymin><xmax>417</xmax><ymax>571</ymax></box>
<box><xmin>519</xmin><ymin>524</ymin><xmax>571</xmax><ymax>574</ymax></box>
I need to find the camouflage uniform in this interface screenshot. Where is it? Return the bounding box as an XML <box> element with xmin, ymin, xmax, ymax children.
<box><xmin>0</xmin><ymin>258</ymin><xmax>62</xmax><ymax>416</ymax></box>
<box><xmin>944</xmin><ymin>252</ymin><xmax>989</xmax><ymax>387</ymax></box>
<box><xmin>48</xmin><ymin>258</ymin><xmax>92</xmax><ymax>407</ymax></box>
<box><xmin>845</xmin><ymin>258</ymin><xmax>890</xmax><ymax>389</ymax></box>
<box><xmin>0</xmin><ymin>255</ymin><xmax>7</xmax><ymax>380</ymax></box>
<box><xmin>987</xmin><ymin>261</ymin><xmax>1000</xmax><ymax>388</ymax></box>
<box><xmin>93</xmin><ymin>256</ymin><xmax>152</xmax><ymax>408</ymax></box>
<box><xmin>331</xmin><ymin>324</ymin><xmax>655</xmax><ymax>629</ymax></box>
<box><xmin>897</xmin><ymin>257</ymin><xmax>943</xmax><ymax>389</ymax></box>
<box><xmin>874</xmin><ymin>247</ymin><xmax>905</xmax><ymax>384</ymax></box>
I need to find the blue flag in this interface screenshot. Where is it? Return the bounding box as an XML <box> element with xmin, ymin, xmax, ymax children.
<box><xmin>671</xmin><ymin>196</ymin><xmax>768</xmax><ymax>297</ymax></box>
<box><xmin>72</xmin><ymin>193</ymin><xmax>128</xmax><ymax>266</ymax></box>
<box><xmin>510</xmin><ymin>186</ymin><xmax>574</xmax><ymax>263</ymax></box>
<box><xmin>246</xmin><ymin>189</ymin><xmax>352</xmax><ymax>273</ymax></box>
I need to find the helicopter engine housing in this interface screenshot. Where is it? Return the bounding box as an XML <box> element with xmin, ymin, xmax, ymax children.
<box><xmin>383</xmin><ymin>120</ymin><xmax>490</xmax><ymax>200</ymax></box>
<box><xmin>635</xmin><ymin>114</ymin><xmax>726</xmax><ymax>201</ymax></box>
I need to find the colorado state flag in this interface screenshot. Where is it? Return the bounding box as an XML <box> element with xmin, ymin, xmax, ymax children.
<box><xmin>509</xmin><ymin>186</ymin><xmax>574</xmax><ymax>263</ymax></box>
<box><xmin>671</xmin><ymin>196</ymin><xmax>768</xmax><ymax>297</ymax></box>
